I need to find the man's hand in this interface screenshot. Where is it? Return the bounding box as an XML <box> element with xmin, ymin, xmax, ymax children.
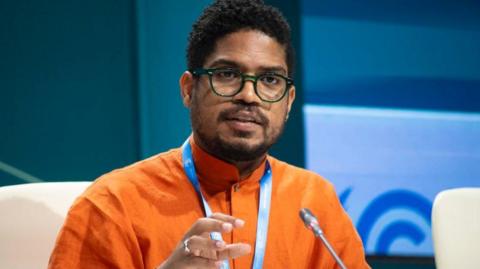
<box><xmin>157</xmin><ymin>213</ymin><xmax>251</xmax><ymax>269</ymax></box>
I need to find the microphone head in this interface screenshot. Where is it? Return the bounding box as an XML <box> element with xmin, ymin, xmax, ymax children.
<box><xmin>299</xmin><ymin>207</ymin><xmax>323</xmax><ymax>236</ymax></box>
<box><xmin>299</xmin><ymin>208</ymin><xmax>313</xmax><ymax>223</ymax></box>
<box><xmin>299</xmin><ymin>208</ymin><xmax>318</xmax><ymax>226</ymax></box>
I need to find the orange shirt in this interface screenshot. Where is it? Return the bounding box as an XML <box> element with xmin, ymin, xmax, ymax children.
<box><xmin>49</xmin><ymin>139</ymin><xmax>370</xmax><ymax>269</ymax></box>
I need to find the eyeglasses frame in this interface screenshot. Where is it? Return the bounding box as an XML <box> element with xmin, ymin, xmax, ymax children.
<box><xmin>190</xmin><ymin>67</ymin><xmax>294</xmax><ymax>103</ymax></box>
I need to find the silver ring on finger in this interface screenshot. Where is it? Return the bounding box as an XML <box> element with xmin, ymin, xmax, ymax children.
<box><xmin>183</xmin><ymin>238</ymin><xmax>192</xmax><ymax>254</ymax></box>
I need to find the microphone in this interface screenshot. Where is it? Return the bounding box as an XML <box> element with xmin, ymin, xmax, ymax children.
<box><xmin>299</xmin><ymin>208</ymin><xmax>347</xmax><ymax>269</ymax></box>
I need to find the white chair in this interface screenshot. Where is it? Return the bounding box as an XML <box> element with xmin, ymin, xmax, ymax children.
<box><xmin>432</xmin><ymin>187</ymin><xmax>480</xmax><ymax>269</ymax></box>
<box><xmin>0</xmin><ymin>181</ymin><xmax>91</xmax><ymax>269</ymax></box>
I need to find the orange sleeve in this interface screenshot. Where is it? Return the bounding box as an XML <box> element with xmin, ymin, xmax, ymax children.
<box><xmin>306</xmin><ymin>176</ymin><xmax>370</xmax><ymax>269</ymax></box>
<box><xmin>48</xmin><ymin>196</ymin><xmax>144</xmax><ymax>269</ymax></box>
<box><xmin>307</xmin><ymin>180</ymin><xmax>371</xmax><ymax>269</ymax></box>
<box><xmin>327</xmin><ymin>197</ymin><xmax>371</xmax><ymax>269</ymax></box>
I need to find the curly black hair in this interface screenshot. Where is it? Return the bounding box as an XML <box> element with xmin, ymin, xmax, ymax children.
<box><xmin>187</xmin><ymin>0</ymin><xmax>295</xmax><ymax>76</ymax></box>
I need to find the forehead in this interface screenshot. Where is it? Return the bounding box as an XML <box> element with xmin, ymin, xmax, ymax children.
<box><xmin>204</xmin><ymin>30</ymin><xmax>287</xmax><ymax>72</ymax></box>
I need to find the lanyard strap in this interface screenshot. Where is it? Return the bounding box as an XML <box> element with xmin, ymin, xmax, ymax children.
<box><xmin>182</xmin><ymin>139</ymin><xmax>272</xmax><ymax>269</ymax></box>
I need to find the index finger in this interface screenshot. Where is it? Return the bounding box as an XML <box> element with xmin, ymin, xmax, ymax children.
<box><xmin>209</xmin><ymin>213</ymin><xmax>245</xmax><ymax>228</ymax></box>
<box><xmin>185</xmin><ymin>217</ymin><xmax>234</xmax><ymax>238</ymax></box>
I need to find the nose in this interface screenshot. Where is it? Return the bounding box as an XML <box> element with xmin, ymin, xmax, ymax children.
<box><xmin>232</xmin><ymin>77</ymin><xmax>261</xmax><ymax>104</ymax></box>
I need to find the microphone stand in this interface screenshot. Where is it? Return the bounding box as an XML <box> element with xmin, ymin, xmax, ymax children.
<box><xmin>300</xmin><ymin>208</ymin><xmax>347</xmax><ymax>269</ymax></box>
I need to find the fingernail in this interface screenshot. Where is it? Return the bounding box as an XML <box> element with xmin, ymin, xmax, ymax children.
<box><xmin>222</xmin><ymin>222</ymin><xmax>233</xmax><ymax>231</ymax></box>
<box><xmin>215</xmin><ymin>240</ymin><xmax>226</xmax><ymax>248</ymax></box>
<box><xmin>234</xmin><ymin>219</ymin><xmax>245</xmax><ymax>227</ymax></box>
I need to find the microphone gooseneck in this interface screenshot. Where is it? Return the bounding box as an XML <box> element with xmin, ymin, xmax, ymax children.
<box><xmin>299</xmin><ymin>208</ymin><xmax>348</xmax><ymax>269</ymax></box>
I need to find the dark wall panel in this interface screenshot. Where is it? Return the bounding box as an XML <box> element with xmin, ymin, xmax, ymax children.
<box><xmin>0</xmin><ymin>0</ymin><xmax>139</xmax><ymax>184</ymax></box>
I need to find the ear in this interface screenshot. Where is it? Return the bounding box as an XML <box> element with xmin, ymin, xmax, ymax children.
<box><xmin>285</xmin><ymin>86</ymin><xmax>296</xmax><ymax>120</ymax></box>
<box><xmin>179</xmin><ymin>71</ymin><xmax>194</xmax><ymax>108</ymax></box>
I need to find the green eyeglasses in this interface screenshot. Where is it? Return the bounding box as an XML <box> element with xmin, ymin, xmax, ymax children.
<box><xmin>190</xmin><ymin>68</ymin><xmax>294</xmax><ymax>103</ymax></box>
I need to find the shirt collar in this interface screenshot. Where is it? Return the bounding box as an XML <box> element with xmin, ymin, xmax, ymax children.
<box><xmin>190</xmin><ymin>136</ymin><xmax>267</xmax><ymax>193</ymax></box>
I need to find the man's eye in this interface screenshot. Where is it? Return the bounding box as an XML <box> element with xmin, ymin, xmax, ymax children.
<box><xmin>261</xmin><ymin>75</ymin><xmax>279</xmax><ymax>85</ymax></box>
<box><xmin>216</xmin><ymin>70</ymin><xmax>238</xmax><ymax>79</ymax></box>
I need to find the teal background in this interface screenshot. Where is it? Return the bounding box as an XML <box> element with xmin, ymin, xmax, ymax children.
<box><xmin>1</xmin><ymin>0</ymin><xmax>139</xmax><ymax>182</ymax></box>
<box><xmin>0</xmin><ymin>0</ymin><xmax>443</xmax><ymax>267</ymax></box>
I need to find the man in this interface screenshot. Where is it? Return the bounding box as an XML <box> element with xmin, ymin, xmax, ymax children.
<box><xmin>49</xmin><ymin>0</ymin><xmax>370</xmax><ymax>268</ymax></box>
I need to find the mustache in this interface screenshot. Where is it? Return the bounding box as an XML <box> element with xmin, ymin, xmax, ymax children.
<box><xmin>218</xmin><ymin>105</ymin><xmax>269</xmax><ymax>126</ymax></box>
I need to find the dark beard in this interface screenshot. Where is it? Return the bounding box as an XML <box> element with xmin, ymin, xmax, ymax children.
<box><xmin>190</xmin><ymin>101</ymin><xmax>285</xmax><ymax>162</ymax></box>
<box><xmin>197</xmin><ymin>127</ymin><xmax>271</xmax><ymax>162</ymax></box>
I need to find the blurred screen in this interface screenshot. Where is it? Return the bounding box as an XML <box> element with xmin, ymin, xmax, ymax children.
<box><xmin>301</xmin><ymin>0</ymin><xmax>480</xmax><ymax>256</ymax></box>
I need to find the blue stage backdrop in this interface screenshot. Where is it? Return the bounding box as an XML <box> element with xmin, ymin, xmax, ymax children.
<box><xmin>301</xmin><ymin>0</ymin><xmax>480</xmax><ymax>257</ymax></box>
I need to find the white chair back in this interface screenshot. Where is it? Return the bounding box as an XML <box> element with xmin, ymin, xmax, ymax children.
<box><xmin>0</xmin><ymin>182</ymin><xmax>91</xmax><ymax>269</ymax></box>
<box><xmin>432</xmin><ymin>187</ymin><xmax>480</xmax><ymax>269</ymax></box>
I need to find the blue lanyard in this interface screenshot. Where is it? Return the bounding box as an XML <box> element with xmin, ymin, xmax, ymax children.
<box><xmin>182</xmin><ymin>139</ymin><xmax>272</xmax><ymax>269</ymax></box>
